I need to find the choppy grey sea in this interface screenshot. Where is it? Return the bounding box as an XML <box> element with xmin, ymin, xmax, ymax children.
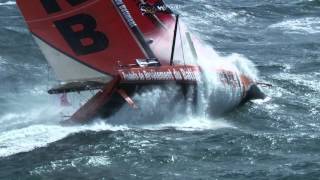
<box><xmin>1</xmin><ymin>0</ymin><xmax>320</xmax><ymax>179</ymax></box>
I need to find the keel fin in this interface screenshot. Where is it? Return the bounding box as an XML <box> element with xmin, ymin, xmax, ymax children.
<box><xmin>65</xmin><ymin>77</ymin><xmax>120</xmax><ymax>124</ymax></box>
<box><xmin>117</xmin><ymin>89</ymin><xmax>138</xmax><ymax>109</ymax></box>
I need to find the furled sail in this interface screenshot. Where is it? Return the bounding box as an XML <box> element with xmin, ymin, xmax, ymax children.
<box><xmin>17</xmin><ymin>0</ymin><xmax>149</xmax><ymax>82</ymax></box>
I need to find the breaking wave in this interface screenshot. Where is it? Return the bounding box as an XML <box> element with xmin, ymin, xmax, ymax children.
<box><xmin>270</xmin><ymin>17</ymin><xmax>320</xmax><ymax>34</ymax></box>
<box><xmin>0</xmin><ymin>119</ymin><xmax>129</xmax><ymax>157</ymax></box>
<box><xmin>0</xmin><ymin>1</ymin><xmax>15</xmax><ymax>6</ymax></box>
<box><xmin>142</xmin><ymin>116</ymin><xmax>235</xmax><ymax>131</ymax></box>
<box><xmin>0</xmin><ymin>105</ymin><xmax>235</xmax><ymax>157</ymax></box>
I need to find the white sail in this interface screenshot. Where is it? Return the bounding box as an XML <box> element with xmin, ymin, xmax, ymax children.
<box><xmin>33</xmin><ymin>36</ymin><xmax>112</xmax><ymax>83</ymax></box>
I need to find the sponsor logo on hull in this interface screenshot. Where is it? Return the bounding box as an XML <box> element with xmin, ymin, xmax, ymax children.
<box><xmin>118</xmin><ymin>66</ymin><xmax>202</xmax><ymax>82</ymax></box>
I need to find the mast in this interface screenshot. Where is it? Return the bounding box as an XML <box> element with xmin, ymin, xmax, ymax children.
<box><xmin>113</xmin><ymin>0</ymin><xmax>157</xmax><ymax>60</ymax></box>
<box><xmin>138</xmin><ymin>0</ymin><xmax>168</xmax><ymax>30</ymax></box>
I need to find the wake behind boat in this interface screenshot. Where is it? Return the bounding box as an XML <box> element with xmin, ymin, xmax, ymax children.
<box><xmin>16</xmin><ymin>0</ymin><xmax>265</xmax><ymax>123</ymax></box>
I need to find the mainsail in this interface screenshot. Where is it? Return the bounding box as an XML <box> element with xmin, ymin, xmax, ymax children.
<box><xmin>17</xmin><ymin>0</ymin><xmax>190</xmax><ymax>81</ymax></box>
<box><xmin>17</xmin><ymin>0</ymin><xmax>152</xmax><ymax>82</ymax></box>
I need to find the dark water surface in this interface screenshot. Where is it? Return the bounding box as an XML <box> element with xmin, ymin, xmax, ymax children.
<box><xmin>1</xmin><ymin>0</ymin><xmax>320</xmax><ymax>179</ymax></box>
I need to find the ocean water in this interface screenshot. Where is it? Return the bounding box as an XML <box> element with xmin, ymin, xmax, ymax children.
<box><xmin>1</xmin><ymin>0</ymin><xmax>320</xmax><ymax>179</ymax></box>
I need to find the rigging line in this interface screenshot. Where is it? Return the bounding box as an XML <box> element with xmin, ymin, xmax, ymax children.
<box><xmin>46</xmin><ymin>63</ymin><xmax>52</xmax><ymax>104</ymax></box>
<box><xmin>46</xmin><ymin>63</ymin><xmax>50</xmax><ymax>90</ymax></box>
<box><xmin>178</xmin><ymin>18</ymin><xmax>186</xmax><ymax>66</ymax></box>
<box><xmin>151</xmin><ymin>14</ymin><xmax>168</xmax><ymax>30</ymax></box>
<box><xmin>170</xmin><ymin>14</ymin><xmax>179</xmax><ymax>65</ymax></box>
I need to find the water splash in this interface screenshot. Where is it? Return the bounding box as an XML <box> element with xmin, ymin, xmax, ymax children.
<box><xmin>191</xmin><ymin>33</ymin><xmax>259</xmax><ymax>115</ymax></box>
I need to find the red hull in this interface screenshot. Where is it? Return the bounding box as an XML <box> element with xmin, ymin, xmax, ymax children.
<box><xmin>66</xmin><ymin>65</ymin><xmax>258</xmax><ymax>123</ymax></box>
